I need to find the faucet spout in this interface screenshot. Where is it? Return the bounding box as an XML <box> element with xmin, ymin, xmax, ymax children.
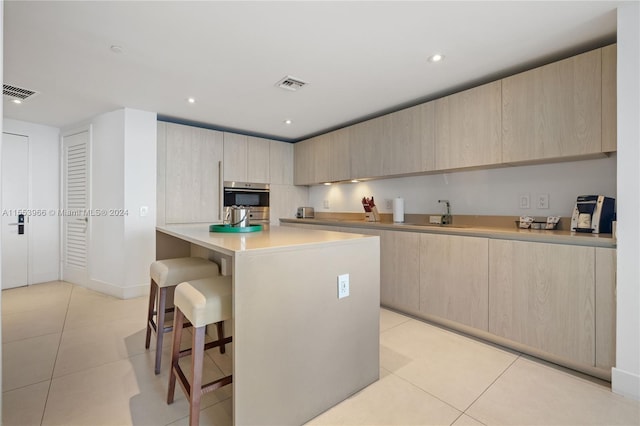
<box><xmin>438</xmin><ymin>200</ymin><xmax>452</xmax><ymax>225</ymax></box>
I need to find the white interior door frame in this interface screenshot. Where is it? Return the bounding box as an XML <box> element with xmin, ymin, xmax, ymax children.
<box><xmin>60</xmin><ymin>126</ymin><xmax>91</xmax><ymax>286</ymax></box>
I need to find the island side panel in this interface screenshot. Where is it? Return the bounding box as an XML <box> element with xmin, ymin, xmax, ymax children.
<box><xmin>232</xmin><ymin>236</ymin><xmax>380</xmax><ymax>426</ymax></box>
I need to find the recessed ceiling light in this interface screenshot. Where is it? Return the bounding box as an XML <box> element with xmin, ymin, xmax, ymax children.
<box><xmin>428</xmin><ymin>53</ymin><xmax>444</xmax><ymax>63</ymax></box>
<box><xmin>110</xmin><ymin>45</ymin><xmax>123</xmax><ymax>54</ymax></box>
<box><xmin>11</xmin><ymin>99</ymin><xmax>22</xmax><ymax>104</ymax></box>
<box><xmin>284</xmin><ymin>119</ymin><xmax>292</xmax><ymax>125</ymax></box>
<box><xmin>187</xmin><ymin>98</ymin><xmax>196</xmax><ymax>104</ymax></box>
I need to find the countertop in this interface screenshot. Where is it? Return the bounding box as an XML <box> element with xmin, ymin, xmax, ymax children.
<box><xmin>280</xmin><ymin>218</ymin><xmax>616</xmax><ymax>248</ymax></box>
<box><xmin>156</xmin><ymin>223</ymin><xmax>377</xmax><ymax>256</ymax></box>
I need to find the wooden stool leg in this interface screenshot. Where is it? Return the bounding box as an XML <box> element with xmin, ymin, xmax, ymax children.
<box><xmin>145</xmin><ymin>279</ymin><xmax>157</xmax><ymax>349</ymax></box>
<box><xmin>216</xmin><ymin>321</ymin><xmax>226</xmax><ymax>354</ymax></box>
<box><xmin>190</xmin><ymin>325</ymin><xmax>206</xmax><ymax>426</ymax></box>
<box><xmin>167</xmin><ymin>308</ymin><xmax>184</xmax><ymax>404</ymax></box>
<box><xmin>154</xmin><ymin>286</ymin><xmax>168</xmax><ymax>374</ymax></box>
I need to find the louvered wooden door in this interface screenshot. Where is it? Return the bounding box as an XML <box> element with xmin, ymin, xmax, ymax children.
<box><xmin>62</xmin><ymin>130</ymin><xmax>89</xmax><ymax>285</ymax></box>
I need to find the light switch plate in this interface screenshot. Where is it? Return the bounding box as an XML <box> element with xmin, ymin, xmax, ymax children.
<box><xmin>519</xmin><ymin>193</ymin><xmax>530</xmax><ymax>209</ymax></box>
<box><xmin>338</xmin><ymin>274</ymin><xmax>349</xmax><ymax>299</ymax></box>
<box><xmin>537</xmin><ymin>193</ymin><xmax>549</xmax><ymax>209</ymax></box>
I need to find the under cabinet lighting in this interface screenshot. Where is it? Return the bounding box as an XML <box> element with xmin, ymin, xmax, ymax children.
<box><xmin>187</xmin><ymin>98</ymin><xmax>196</xmax><ymax>104</ymax></box>
<box><xmin>284</xmin><ymin>119</ymin><xmax>292</xmax><ymax>125</ymax></box>
<box><xmin>11</xmin><ymin>99</ymin><xmax>22</xmax><ymax>104</ymax></box>
<box><xmin>428</xmin><ymin>53</ymin><xmax>444</xmax><ymax>63</ymax></box>
<box><xmin>323</xmin><ymin>182</ymin><xmax>332</xmax><ymax>186</ymax></box>
<box><xmin>351</xmin><ymin>180</ymin><xmax>359</xmax><ymax>183</ymax></box>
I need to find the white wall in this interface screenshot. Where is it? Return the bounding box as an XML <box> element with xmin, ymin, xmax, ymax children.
<box><xmin>86</xmin><ymin>108</ymin><xmax>156</xmax><ymax>299</ymax></box>
<box><xmin>3</xmin><ymin>118</ymin><xmax>60</xmax><ymax>284</ymax></box>
<box><xmin>309</xmin><ymin>155</ymin><xmax>617</xmax><ymax>218</ymax></box>
<box><xmin>89</xmin><ymin>110</ymin><xmax>126</xmax><ymax>294</ymax></box>
<box><xmin>123</xmin><ymin>108</ymin><xmax>156</xmax><ymax>298</ymax></box>
<box><xmin>1</xmin><ymin>0</ymin><xmax>4</xmax><ymax>410</ymax></box>
<box><xmin>613</xmin><ymin>2</ymin><xmax>640</xmax><ymax>401</ymax></box>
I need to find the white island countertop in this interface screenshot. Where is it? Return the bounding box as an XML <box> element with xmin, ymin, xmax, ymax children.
<box><xmin>157</xmin><ymin>223</ymin><xmax>371</xmax><ymax>256</ymax></box>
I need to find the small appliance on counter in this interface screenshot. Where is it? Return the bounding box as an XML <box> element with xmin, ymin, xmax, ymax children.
<box><xmin>570</xmin><ymin>195</ymin><xmax>615</xmax><ymax>234</ymax></box>
<box><xmin>296</xmin><ymin>207</ymin><xmax>315</xmax><ymax>218</ymax></box>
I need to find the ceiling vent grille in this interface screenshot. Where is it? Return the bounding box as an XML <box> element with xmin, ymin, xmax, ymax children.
<box><xmin>275</xmin><ymin>76</ymin><xmax>307</xmax><ymax>91</ymax></box>
<box><xmin>3</xmin><ymin>84</ymin><xmax>39</xmax><ymax>101</ymax></box>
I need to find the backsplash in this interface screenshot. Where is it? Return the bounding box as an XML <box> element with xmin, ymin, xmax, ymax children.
<box><xmin>309</xmin><ymin>154</ymin><xmax>617</xmax><ymax>218</ymax></box>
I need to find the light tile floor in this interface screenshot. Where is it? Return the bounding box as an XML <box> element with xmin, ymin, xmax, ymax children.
<box><xmin>2</xmin><ymin>281</ymin><xmax>639</xmax><ymax>426</ymax></box>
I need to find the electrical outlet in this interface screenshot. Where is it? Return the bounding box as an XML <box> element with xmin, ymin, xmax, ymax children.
<box><xmin>139</xmin><ymin>206</ymin><xmax>149</xmax><ymax>217</ymax></box>
<box><xmin>519</xmin><ymin>193</ymin><xmax>530</xmax><ymax>209</ymax></box>
<box><xmin>385</xmin><ymin>199</ymin><xmax>393</xmax><ymax>209</ymax></box>
<box><xmin>537</xmin><ymin>193</ymin><xmax>549</xmax><ymax>209</ymax></box>
<box><xmin>337</xmin><ymin>274</ymin><xmax>350</xmax><ymax>299</ymax></box>
<box><xmin>323</xmin><ymin>199</ymin><xmax>329</xmax><ymax>209</ymax></box>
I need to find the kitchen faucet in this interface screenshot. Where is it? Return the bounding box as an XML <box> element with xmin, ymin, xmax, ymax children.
<box><xmin>438</xmin><ymin>199</ymin><xmax>452</xmax><ymax>225</ymax></box>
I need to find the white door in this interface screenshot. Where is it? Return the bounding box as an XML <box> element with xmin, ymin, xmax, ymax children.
<box><xmin>1</xmin><ymin>133</ymin><xmax>29</xmax><ymax>289</ymax></box>
<box><xmin>62</xmin><ymin>130</ymin><xmax>90</xmax><ymax>286</ymax></box>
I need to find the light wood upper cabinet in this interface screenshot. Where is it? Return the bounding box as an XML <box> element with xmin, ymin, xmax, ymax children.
<box><xmin>502</xmin><ymin>49</ymin><xmax>602</xmax><ymax>163</ymax></box>
<box><xmin>435</xmin><ymin>81</ymin><xmax>502</xmax><ymax>170</ymax></box>
<box><xmin>164</xmin><ymin>122</ymin><xmax>224</xmax><ymax>224</ymax></box>
<box><xmin>602</xmin><ymin>44</ymin><xmax>617</xmax><ymax>152</ymax></box>
<box><xmin>350</xmin><ymin>117</ymin><xmax>385</xmax><ymax>180</ymax></box>
<box><xmin>269</xmin><ymin>140</ymin><xmax>293</xmax><ymax>185</ymax></box>
<box><xmin>595</xmin><ymin>247</ymin><xmax>616</xmax><ymax>369</ymax></box>
<box><xmin>488</xmin><ymin>239</ymin><xmax>595</xmax><ymax>365</ymax></box>
<box><xmin>293</xmin><ymin>138</ymin><xmax>317</xmax><ymax>185</ymax></box>
<box><xmin>419</xmin><ymin>234</ymin><xmax>489</xmax><ymax>330</ymax></box>
<box><xmin>293</xmin><ymin>128</ymin><xmax>350</xmax><ymax>184</ymax></box>
<box><xmin>385</xmin><ymin>102</ymin><xmax>436</xmax><ymax>175</ymax></box>
<box><xmin>224</xmin><ymin>133</ymin><xmax>270</xmax><ymax>183</ymax></box>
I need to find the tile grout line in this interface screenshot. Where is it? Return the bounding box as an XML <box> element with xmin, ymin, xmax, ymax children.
<box><xmin>460</xmin><ymin>353</ymin><xmax>522</xmax><ymax>417</ymax></box>
<box><xmin>39</xmin><ymin>283</ymin><xmax>75</xmax><ymax>426</ymax></box>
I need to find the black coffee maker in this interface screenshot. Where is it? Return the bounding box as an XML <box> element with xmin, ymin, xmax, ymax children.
<box><xmin>570</xmin><ymin>195</ymin><xmax>615</xmax><ymax>234</ymax></box>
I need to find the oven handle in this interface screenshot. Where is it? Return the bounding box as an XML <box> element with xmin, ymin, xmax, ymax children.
<box><xmin>223</xmin><ymin>187</ymin><xmax>270</xmax><ymax>193</ymax></box>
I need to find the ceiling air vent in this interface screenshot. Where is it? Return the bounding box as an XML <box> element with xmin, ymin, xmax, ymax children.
<box><xmin>3</xmin><ymin>84</ymin><xmax>39</xmax><ymax>102</ymax></box>
<box><xmin>275</xmin><ymin>76</ymin><xmax>307</xmax><ymax>91</ymax></box>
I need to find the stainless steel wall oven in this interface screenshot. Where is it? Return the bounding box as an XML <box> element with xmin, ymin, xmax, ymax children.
<box><xmin>223</xmin><ymin>181</ymin><xmax>269</xmax><ymax>223</ymax></box>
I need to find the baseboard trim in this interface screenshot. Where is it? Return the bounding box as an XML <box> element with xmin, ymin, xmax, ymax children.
<box><xmin>87</xmin><ymin>278</ymin><xmax>148</xmax><ymax>300</ymax></box>
<box><xmin>612</xmin><ymin>367</ymin><xmax>640</xmax><ymax>401</ymax></box>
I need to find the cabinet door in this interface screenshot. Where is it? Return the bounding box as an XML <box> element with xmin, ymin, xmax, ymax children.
<box><xmin>385</xmin><ymin>102</ymin><xmax>436</xmax><ymax>175</ymax></box>
<box><xmin>502</xmin><ymin>49</ymin><xmax>602</xmax><ymax>162</ymax></box>
<box><xmin>157</xmin><ymin>121</ymin><xmax>167</xmax><ymax>226</ymax></box>
<box><xmin>293</xmin><ymin>138</ymin><xmax>317</xmax><ymax>185</ymax></box>
<box><xmin>269</xmin><ymin>140</ymin><xmax>293</xmax><ymax>185</ymax></box>
<box><xmin>595</xmin><ymin>247</ymin><xmax>616</xmax><ymax>369</ymax></box>
<box><xmin>435</xmin><ymin>81</ymin><xmax>502</xmax><ymax>170</ymax></box>
<box><xmin>329</xmin><ymin>127</ymin><xmax>351</xmax><ymax>182</ymax></box>
<box><xmin>419</xmin><ymin>234</ymin><xmax>489</xmax><ymax>330</ymax></box>
<box><xmin>246</xmin><ymin>136</ymin><xmax>270</xmax><ymax>183</ymax></box>
<box><xmin>223</xmin><ymin>132</ymin><xmax>248</xmax><ymax>182</ymax></box>
<box><xmin>379</xmin><ymin>230</ymin><xmax>420</xmax><ymax>311</ymax></box>
<box><xmin>165</xmin><ymin>123</ymin><xmax>224</xmax><ymax>223</ymax></box>
<box><xmin>350</xmin><ymin>118</ymin><xmax>385</xmax><ymax>180</ymax></box>
<box><xmin>601</xmin><ymin>44</ymin><xmax>617</xmax><ymax>152</ymax></box>
<box><xmin>489</xmin><ymin>240</ymin><xmax>595</xmax><ymax>365</ymax></box>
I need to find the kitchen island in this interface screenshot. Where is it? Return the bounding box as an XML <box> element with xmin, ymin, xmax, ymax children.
<box><xmin>156</xmin><ymin>224</ymin><xmax>380</xmax><ymax>425</ymax></box>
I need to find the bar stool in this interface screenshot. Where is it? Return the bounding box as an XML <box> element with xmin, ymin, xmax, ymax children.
<box><xmin>145</xmin><ymin>257</ymin><xmax>220</xmax><ymax>374</ymax></box>
<box><xmin>167</xmin><ymin>276</ymin><xmax>233</xmax><ymax>426</ymax></box>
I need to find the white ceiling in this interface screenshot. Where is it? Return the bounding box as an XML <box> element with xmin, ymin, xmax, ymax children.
<box><xmin>3</xmin><ymin>1</ymin><xmax>623</xmax><ymax>142</ymax></box>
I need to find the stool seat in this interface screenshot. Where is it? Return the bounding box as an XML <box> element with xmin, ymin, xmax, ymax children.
<box><xmin>150</xmin><ymin>257</ymin><xmax>220</xmax><ymax>288</ymax></box>
<box><xmin>168</xmin><ymin>275</ymin><xmax>233</xmax><ymax>426</ymax></box>
<box><xmin>145</xmin><ymin>257</ymin><xmax>220</xmax><ymax>374</ymax></box>
<box><xmin>175</xmin><ymin>276</ymin><xmax>232</xmax><ymax>328</ymax></box>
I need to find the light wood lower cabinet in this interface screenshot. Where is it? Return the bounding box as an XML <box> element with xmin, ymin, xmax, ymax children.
<box><xmin>419</xmin><ymin>234</ymin><xmax>489</xmax><ymax>330</ymax></box>
<box><xmin>595</xmin><ymin>247</ymin><xmax>616</xmax><ymax>369</ymax></box>
<box><xmin>488</xmin><ymin>239</ymin><xmax>596</xmax><ymax>366</ymax></box>
<box><xmin>379</xmin><ymin>230</ymin><xmax>421</xmax><ymax>311</ymax></box>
